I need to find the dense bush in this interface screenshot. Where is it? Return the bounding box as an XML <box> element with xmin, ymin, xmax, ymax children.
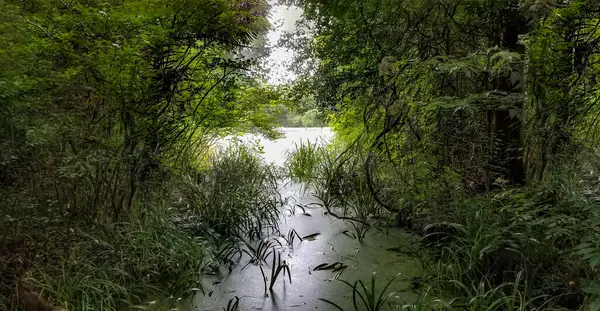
<box><xmin>0</xmin><ymin>146</ymin><xmax>282</xmax><ymax>310</ymax></box>
<box><xmin>280</xmin><ymin>0</ymin><xmax>600</xmax><ymax>309</ymax></box>
<box><xmin>286</xmin><ymin>140</ymin><xmax>600</xmax><ymax>310</ymax></box>
<box><xmin>0</xmin><ymin>0</ymin><xmax>285</xmax><ymax>309</ymax></box>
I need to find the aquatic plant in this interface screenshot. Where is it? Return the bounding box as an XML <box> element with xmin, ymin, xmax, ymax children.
<box><xmin>240</xmin><ymin>238</ymin><xmax>281</xmax><ymax>270</ymax></box>
<box><xmin>301</xmin><ymin>232</ymin><xmax>321</xmax><ymax>241</ymax></box>
<box><xmin>281</xmin><ymin>229</ymin><xmax>304</xmax><ymax>248</ymax></box>
<box><xmin>252</xmin><ymin>248</ymin><xmax>293</xmax><ymax>294</ymax></box>
<box><xmin>21</xmin><ymin>196</ymin><xmax>206</xmax><ymax>310</ymax></box>
<box><xmin>286</xmin><ymin>203</ymin><xmax>312</xmax><ymax>217</ymax></box>
<box><xmin>284</xmin><ymin>140</ymin><xmax>324</xmax><ymax>184</ymax></box>
<box><xmin>313</xmin><ymin>262</ymin><xmax>348</xmax><ymax>279</ymax></box>
<box><xmin>223</xmin><ymin>296</ymin><xmax>240</xmax><ymax>311</ymax></box>
<box><xmin>218</xmin><ymin>238</ymin><xmax>244</xmax><ymax>268</ymax></box>
<box><xmin>268</xmin><ymin>250</ymin><xmax>292</xmax><ymax>291</ymax></box>
<box><xmin>319</xmin><ymin>272</ymin><xmax>400</xmax><ymax>311</ymax></box>
<box><xmin>180</xmin><ymin>145</ymin><xmax>282</xmax><ymax>240</ymax></box>
<box><xmin>341</xmin><ymin>221</ymin><xmax>372</xmax><ymax>243</ymax></box>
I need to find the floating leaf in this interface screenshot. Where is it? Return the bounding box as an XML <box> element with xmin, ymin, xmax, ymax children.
<box><xmin>314</xmin><ymin>262</ymin><xmax>346</xmax><ymax>271</ymax></box>
<box><xmin>302</xmin><ymin>233</ymin><xmax>320</xmax><ymax>241</ymax></box>
<box><xmin>341</xmin><ymin>230</ymin><xmax>357</xmax><ymax>239</ymax></box>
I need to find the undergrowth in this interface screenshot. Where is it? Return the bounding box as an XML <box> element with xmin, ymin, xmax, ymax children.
<box><xmin>286</xmin><ymin>141</ymin><xmax>600</xmax><ymax>311</ymax></box>
<box><xmin>178</xmin><ymin>145</ymin><xmax>282</xmax><ymax>238</ymax></box>
<box><xmin>0</xmin><ymin>145</ymin><xmax>282</xmax><ymax>310</ymax></box>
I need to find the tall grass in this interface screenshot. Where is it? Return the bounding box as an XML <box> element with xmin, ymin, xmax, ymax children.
<box><xmin>179</xmin><ymin>144</ymin><xmax>282</xmax><ymax>239</ymax></box>
<box><xmin>285</xmin><ymin>138</ymin><xmax>600</xmax><ymax>311</ymax></box>
<box><xmin>284</xmin><ymin>140</ymin><xmax>324</xmax><ymax>184</ymax></box>
<box><xmin>407</xmin><ymin>186</ymin><xmax>598</xmax><ymax>311</ymax></box>
<box><xmin>285</xmin><ymin>140</ymin><xmax>388</xmax><ymax>226</ymax></box>
<box><xmin>18</xmin><ymin>192</ymin><xmax>206</xmax><ymax>310</ymax></box>
<box><xmin>319</xmin><ymin>272</ymin><xmax>400</xmax><ymax>311</ymax></box>
<box><xmin>0</xmin><ymin>144</ymin><xmax>283</xmax><ymax>310</ymax></box>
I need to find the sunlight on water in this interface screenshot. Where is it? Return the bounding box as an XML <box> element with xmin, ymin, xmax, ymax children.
<box><xmin>228</xmin><ymin>127</ymin><xmax>334</xmax><ymax>166</ymax></box>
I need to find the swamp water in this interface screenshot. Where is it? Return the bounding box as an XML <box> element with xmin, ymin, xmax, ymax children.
<box><xmin>191</xmin><ymin>128</ymin><xmax>423</xmax><ymax>310</ymax></box>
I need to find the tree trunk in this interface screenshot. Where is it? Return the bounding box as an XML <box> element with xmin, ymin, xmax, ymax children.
<box><xmin>494</xmin><ymin>15</ymin><xmax>527</xmax><ymax>185</ymax></box>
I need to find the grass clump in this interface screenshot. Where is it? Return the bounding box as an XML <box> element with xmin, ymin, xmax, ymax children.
<box><xmin>410</xmin><ymin>180</ymin><xmax>600</xmax><ymax>310</ymax></box>
<box><xmin>179</xmin><ymin>144</ymin><xmax>282</xmax><ymax>239</ymax></box>
<box><xmin>319</xmin><ymin>272</ymin><xmax>400</xmax><ymax>311</ymax></box>
<box><xmin>285</xmin><ymin>140</ymin><xmax>376</xmax><ymax>215</ymax></box>
<box><xmin>2</xmin><ymin>188</ymin><xmax>206</xmax><ymax>311</ymax></box>
<box><xmin>284</xmin><ymin>140</ymin><xmax>324</xmax><ymax>184</ymax></box>
<box><xmin>30</xmin><ymin>201</ymin><xmax>206</xmax><ymax>310</ymax></box>
<box><xmin>0</xmin><ymin>144</ymin><xmax>283</xmax><ymax>310</ymax></box>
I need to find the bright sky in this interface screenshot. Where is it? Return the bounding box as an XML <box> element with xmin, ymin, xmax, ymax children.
<box><xmin>264</xmin><ymin>3</ymin><xmax>303</xmax><ymax>85</ymax></box>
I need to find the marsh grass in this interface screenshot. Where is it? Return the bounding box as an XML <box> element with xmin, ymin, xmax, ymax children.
<box><xmin>267</xmin><ymin>250</ymin><xmax>292</xmax><ymax>291</ymax></box>
<box><xmin>284</xmin><ymin>140</ymin><xmax>323</xmax><ymax>184</ymax></box>
<box><xmin>286</xmin><ymin>203</ymin><xmax>304</xmax><ymax>215</ymax></box>
<box><xmin>241</xmin><ymin>238</ymin><xmax>281</xmax><ymax>269</ymax></box>
<box><xmin>341</xmin><ymin>221</ymin><xmax>372</xmax><ymax>243</ymax></box>
<box><xmin>246</xmin><ymin>247</ymin><xmax>292</xmax><ymax>293</ymax></box>
<box><xmin>1</xmin><ymin>144</ymin><xmax>285</xmax><ymax>310</ymax></box>
<box><xmin>409</xmin><ymin>192</ymin><xmax>596</xmax><ymax>311</ymax></box>
<box><xmin>285</xmin><ymin>203</ymin><xmax>313</xmax><ymax>217</ymax></box>
<box><xmin>320</xmin><ymin>270</ymin><xmax>550</xmax><ymax>311</ymax></box>
<box><xmin>218</xmin><ymin>238</ymin><xmax>244</xmax><ymax>268</ymax></box>
<box><xmin>319</xmin><ymin>272</ymin><xmax>400</xmax><ymax>311</ymax></box>
<box><xmin>408</xmin><ymin>273</ymin><xmax>555</xmax><ymax>311</ymax></box>
<box><xmin>281</xmin><ymin>229</ymin><xmax>304</xmax><ymax>247</ymax></box>
<box><xmin>21</xmin><ymin>195</ymin><xmax>206</xmax><ymax>310</ymax></box>
<box><xmin>285</xmin><ymin>139</ymin><xmax>600</xmax><ymax>310</ymax></box>
<box><xmin>180</xmin><ymin>145</ymin><xmax>282</xmax><ymax>239</ymax></box>
<box><xmin>285</xmin><ymin>141</ymin><xmax>387</xmax><ymax>227</ymax></box>
<box><xmin>313</xmin><ymin>262</ymin><xmax>348</xmax><ymax>279</ymax></box>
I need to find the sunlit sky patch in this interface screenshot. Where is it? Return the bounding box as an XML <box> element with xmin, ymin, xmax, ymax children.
<box><xmin>264</xmin><ymin>3</ymin><xmax>302</xmax><ymax>85</ymax></box>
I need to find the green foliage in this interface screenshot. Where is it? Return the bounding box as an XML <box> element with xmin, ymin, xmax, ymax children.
<box><xmin>286</xmin><ymin>140</ymin><xmax>389</xmax><ymax>223</ymax></box>
<box><xmin>0</xmin><ymin>145</ymin><xmax>282</xmax><ymax>310</ymax></box>
<box><xmin>179</xmin><ymin>145</ymin><xmax>282</xmax><ymax>238</ymax></box>
<box><xmin>284</xmin><ymin>140</ymin><xmax>324</xmax><ymax>183</ymax></box>
<box><xmin>2</xmin><ymin>188</ymin><xmax>206</xmax><ymax>310</ymax></box>
<box><xmin>342</xmin><ymin>221</ymin><xmax>371</xmax><ymax>243</ymax></box>
<box><xmin>270</xmin><ymin>84</ymin><xmax>329</xmax><ymax>127</ymax></box>
<box><xmin>2</xmin><ymin>0</ymin><xmax>600</xmax><ymax>309</ymax></box>
<box><xmin>275</xmin><ymin>105</ymin><xmax>328</xmax><ymax>127</ymax></box>
<box><xmin>267</xmin><ymin>250</ymin><xmax>292</xmax><ymax>291</ymax></box>
<box><xmin>319</xmin><ymin>272</ymin><xmax>400</xmax><ymax>311</ymax></box>
<box><xmin>279</xmin><ymin>0</ymin><xmax>600</xmax><ymax>309</ymax></box>
<box><xmin>0</xmin><ymin>0</ymin><xmax>285</xmax><ymax>308</ymax></box>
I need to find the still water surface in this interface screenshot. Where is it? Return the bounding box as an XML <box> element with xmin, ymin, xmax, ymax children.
<box><xmin>192</xmin><ymin>127</ymin><xmax>420</xmax><ymax>311</ymax></box>
<box><xmin>231</xmin><ymin>127</ymin><xmax>334</xmax><ymax>166</ymax></box>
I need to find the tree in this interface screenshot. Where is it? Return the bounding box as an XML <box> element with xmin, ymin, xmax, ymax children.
<box><xmin>282</xmin><ymin>0</ymin><xmax>600</xmax><ymax>192</ymax></box>
<box><xmin>0</xmin><ymin>0</ymin><xmax>277</xmax><ymax>217</ymax></box>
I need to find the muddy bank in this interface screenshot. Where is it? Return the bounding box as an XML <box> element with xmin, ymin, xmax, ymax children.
<box><xmin>192</xmin><ymin>182</ymin><xmax>422</xmax><ymax>310</ymax></box>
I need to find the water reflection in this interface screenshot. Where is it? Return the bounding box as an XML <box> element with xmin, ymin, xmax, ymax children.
<box><xmin>227</xmin><ymin>127</ymin><xmax>334</xmax><ymax>166</ymax></box>
<box><xmin>194</xmin><ymin>127</ymin><xmax>421</xmax><ymax>311</ymax></box>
